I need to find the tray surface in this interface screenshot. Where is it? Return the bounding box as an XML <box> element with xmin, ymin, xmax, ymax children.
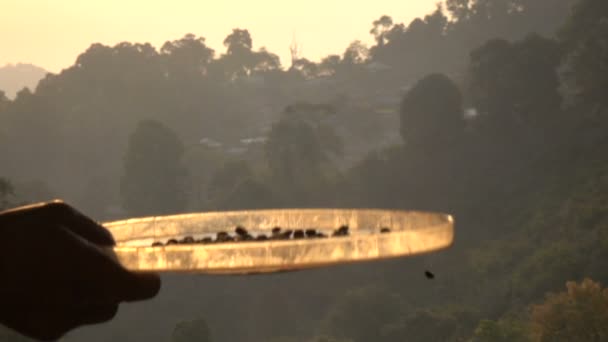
<box><xmin>103</xmin><ymin>209</ymin><xmax>454</xmax><ymax>274</ymax></box>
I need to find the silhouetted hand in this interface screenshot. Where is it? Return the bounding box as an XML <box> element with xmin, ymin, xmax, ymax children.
<box><xmin>0</xmin><ymin>200</ymin><xmax>161</xmax><ymax>341</ymax></box>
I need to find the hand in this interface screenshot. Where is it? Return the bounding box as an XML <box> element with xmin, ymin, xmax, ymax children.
<box><xmin>0</xmin><ymin>200</ymin><xmax>161</xmax><ymax>341</ymax></box>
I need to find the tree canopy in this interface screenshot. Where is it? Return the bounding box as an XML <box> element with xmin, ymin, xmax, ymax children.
<box><xmin>120</xmin><ymin>120</ymin><xmax>187</xmax><ymax>216</ymax></box>
<box><xmin>400</xmin><ymin>73</ymin><xmax>464</xmax><ymax>148</ymax></box>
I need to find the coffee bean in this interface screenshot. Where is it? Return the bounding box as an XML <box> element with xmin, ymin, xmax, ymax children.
<box><xmin>305</xmin><ymin>229</ymin><xmax>317</xmax><ymax>237</ymax></box>
<box><xmin>235</xmin><ymin>226</ymin><xmax>248</xmax><ymax>236</ymax></box>
<box><xmin>333</xmin><ymin>225</ymin><xmax>349</xmax><ymax>237</ymax></box>
<box><xmin>181</xmin><ymin>236</ymin><xmax>195</xmax><ymax>244</ymax></box>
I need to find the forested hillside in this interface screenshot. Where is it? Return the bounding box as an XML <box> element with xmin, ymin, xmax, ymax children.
<box><xmin>1</xmin><ymin>0</ymin><xmax>607</xmax><ymax>341</ymax></box>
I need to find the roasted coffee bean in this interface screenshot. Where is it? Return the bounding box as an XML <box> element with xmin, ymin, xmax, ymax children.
<box><xmin>155</xmin><ymin>223</ymin><xmax>387</xmax><ymax>246</ymax></box>
<box><xmin>333</xmin><ymin>225</ymin><xmax>349</xmax><ymax>237</ymax></box>
<box><xmin>236</xmin><ymin>234</ymin><xmax>254</xmax><ymax>242</ymax></box>
<box><xmin>305</xmin><ymin>229</ymin><xmax>317</xmax><ymax>237</ymax></box>
<box><xmin>235</xmin><ymin>226</ymin><xmax>248</xmax><ymax>236</ymax></box>
<box><xmin>293</xmin><ymin>230</ymin><xmax>305</xmax><ymax>239</ymax></box>
<box><xmin>216</xmin><ymin>231</ymin><xmax>233</xmax><ymax>242</ymax></box>
<box><xmin>181</xmin><ymin>236</ymin><xmax>195</xmax><ymax>244</ymax></box>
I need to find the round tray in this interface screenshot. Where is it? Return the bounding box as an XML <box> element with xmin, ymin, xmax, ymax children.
<box><xmin>103</xmin><ymin>209</ymin><xmax>454</xmax><ymax>275</ymax></box>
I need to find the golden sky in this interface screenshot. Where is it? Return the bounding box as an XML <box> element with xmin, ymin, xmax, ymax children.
<box><xmin>1</xmin><ymin>0</ymin><xmax>438</xmax><ymax>73</ymax></box>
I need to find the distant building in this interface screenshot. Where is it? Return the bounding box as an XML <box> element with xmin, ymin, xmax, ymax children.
<box><xmin>199</xmin><ymin>138</ymin><xmax>222</xmax><ymax>148</ymax></box>
<box><xmin>365</xmin><ymin>61</ymin><xmax>391</xmax><ymax>73</ymax></box>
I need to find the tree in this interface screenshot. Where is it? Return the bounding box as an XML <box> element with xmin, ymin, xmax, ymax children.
<box><xmin>319</xmin><ymin>286</ymin><xmax>404</xmax><ymax>342</ymax></box>
<box><xmin>379</xmin><ymin>307</ymin><xmax>478</xmax><ymax>342</ymax></box>
<box><xmin>217</xmin><ymin>28</ymin><xmax>281</xmax><ymax>80</ymax></box>
<box><xmin>369</xmin><ymin>6</ymin><xmax>453</xmax><ymax>73</ymax></box>
<box><xmin>342</xmin><ymin>41</ymin><xmax>369</xmax><ymax>65</ymax></box>
<box><xmin>558</xmin><ymin>0</ymin><xmax>608</xmax><ymax>110</ymax></box>
<box><xmin>266</xmin><ymin>103</ymin><xmax>343</xmax><ymax>174</ymax></box>
<box><xmin>0</xmin><ymin>90</ymin><xmax>9</xmax><ymax>112</ymax></box>
<box><xmin>207</xmin><ymin>160</ymin><xmax>254</xmax><ymax>203</ymax></box>
<box><xmin>400</xmin><ymin>73</ymin><xmax>464</xmax><ymax>148</ymax></box>
<box><xmin>469</xmin><ymin>34</ymin><xmax>562</xmax><ymax>127</ymax></box>
<box><xmin>370</xmin><ymin>15</ymin><xmax>394</xmax><ymax>46</ymax></box>
<box><xmin>161</xmin><ymin>33</ymin><xmax>215</xmax><ymax>78</ymax></box>
<box><xmin>445</xmin><ymin>0</ymin><xmax>576</xmax><ymax>42</ymax></box>
<box><xmin>265</xmin><ymin>119</ymin><xmax>324</xmax><ymax>180</ymax></box>
<box><xmin>319</xmin><ymin>55</ymin><xmax>341</xmax><ymax>77</ymax></box>
<box><xmin>172</xmin><ymin>318</ymin><xmax>212</xmax><ymax>342</ymax></box>
<box><xmin>342</xmin><ymin>146</ymin><xmax>406</xmax><ymax>208</ymax></box>
<box><xmin>253</xmin><ymin>47</ymin><xmax>281</xmax><ymax>74</ymax></box>
<box><xmin>264</xmin><ymin>111</ymin><xmax>342</xmax><ymax>206</ymax></box>
<box><xmin>218</xmin><ymin>178</ymin><xmax>276</xmax><ymax>210</ymax></box>
<box><xmin>530</xmin><ymin>278</ymin><xmax>608</xmax><ymax>342</ymax></box>
<box><xmin>290</xmin><ymin>58</ymin><xmax>320</xmax><ymax>79</ymax></box>
<box><xmin>0</xmin><ymin>177</ymin><xmax>14</xmax><ymax>210</ymax></box>
<box><xmin>470</xmin><ymin>319</ymin><xmax>531</xmax><ymax>342</ymax></box>
<box><xmin>120</xmin><ymin>120</ymin><xmax>187</xmax><ymax>216</ymax></box>
<box><xmin>446</xmin><ymin>0</ymin><xmax>472</xmax><ymax>23</ymax></box>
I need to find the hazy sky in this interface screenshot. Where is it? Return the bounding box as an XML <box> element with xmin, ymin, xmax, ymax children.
<box><xmin>1</xmin><ymin>0</ymin><xmax>438</xmax><ymax>73</ymax></box>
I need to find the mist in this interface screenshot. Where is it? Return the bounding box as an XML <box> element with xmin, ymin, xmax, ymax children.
<box><xmin>2</xmin><ymin>0</ymin><xmax>607</xmax><ymax>341</ymax></box>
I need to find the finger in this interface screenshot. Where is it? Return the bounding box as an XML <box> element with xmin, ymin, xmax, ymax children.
<box><xmin>4</xmin><ymin>200</ymin><xmax>117</xmax><ymax>246</ymax></box>
<box><xmin>43</xmin><ymin>201</ymin><xmax>115</xmax><ymax>246</ymax></box>
<box><xmin>59</xmin><ymin>227</ymin><xmax>161</xmax><ymax>303</ymax></box>
<box><xmin>117</xmin><ymin>272</ymin><xmax>162</xmax><ymax>302</ymax></box>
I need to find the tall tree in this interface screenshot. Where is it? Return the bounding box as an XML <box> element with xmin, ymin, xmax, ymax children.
<box><xmin>206</xmin><ymin>160</ymin><xmax>254</xmax><ymax>204</ymax></box>
<box><xmin>469</xmin><ymin>34</ymin><xmax>562</xmax><ymax>127</ymax></box>
<box><xmin>264</xmin><ymin>111</ymin><xmax>342</xmax><ymax>206</ymax></box>
<box><xmin>342</xmin><ymin>41</ymin><xmax>369</xmax><ymax>65</ymax></box>
<box><xmin>290</xmin><ymin>58</ymin><xmax>320</xmax><ymax>79</ymax></box>
<box><xmin>400</xmin><ymin>73</ymin><xmax>464</xmax><ymax>148</ymax></box>
<box><xmin>120</xmin><ymin>120</ymin><xmax>186</xmax><ymax>216</ymax></box>
<box><xmin>160</xmin><ymin>33</ymin><xmax>215</xmax><ymax>78</ymax></box>
<box><xmin>217</xmin><ymin>28</ymin><xmax>281</xmax><ymax>80</ymax></box>
<box><xmin>0</xmin><ymin>177</ymin><xmax>14</xmax><ymax>210</ymax></box>
<box><xmin>370</xmin><ymin>15</ymin><xmax>394</xmax><ymax>46</ymax></box>
<box><xmin>218</xmin><ymin>178</ymin><xmax>276</xmax><ymax>210</ymax></box>
<box><xmin>219</xmin><ymin>28</ymin><xmax>255</xmax><ymax>80</ymax></box>
<box><xmin>559</xmin><ymin>0</ymin><xmax>608</xmax><ymax>110</ymax></box>
<box><xmin>0</xmin><ymin>91</ymin><xmax>9</xmax><ymax>112</ymax></box>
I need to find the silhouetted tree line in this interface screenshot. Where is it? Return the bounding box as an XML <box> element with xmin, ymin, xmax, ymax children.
<box><xmin>1</xmin><ymin>0</ymin><xmax>607</xmax><ymax>341</ymax></box>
